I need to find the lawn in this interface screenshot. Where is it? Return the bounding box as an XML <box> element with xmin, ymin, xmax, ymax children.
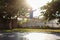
<box><xmin>13</xmin><ymin>28</ymin><xmax>60</xmax><ymax>32</ymax></box>
<box><xmin>3</xmin><ymin>28</ymin><xmax>60</xmax><ymax>32</ymax></box>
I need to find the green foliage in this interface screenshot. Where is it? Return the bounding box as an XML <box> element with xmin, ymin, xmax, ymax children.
<box><xmin>0</xmin><ymin>0</ymin><xmax>29</xmax><ymax>29</ymax></box>
<box><xmin>0</xmin><ymin>0</ymin><xmax>29</xmax><ymax>19</ymax></box>
<box><xmin>41</xmin><ymin>0</ymin><xmax>60</xmax><ymax>22</ymax></box>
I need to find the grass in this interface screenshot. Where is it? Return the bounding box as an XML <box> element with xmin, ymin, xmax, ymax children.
<box><xmin>13</xmin><ymin>28</ymin><xmax>60</xmax><ymax>32</ymax></box>
<box><xmin>2</xmin><ymin>28</ymin><xmax>60</xmax><ymax>32</ymax></box>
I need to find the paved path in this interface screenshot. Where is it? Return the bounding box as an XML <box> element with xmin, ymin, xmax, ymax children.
<box><xmin>0</xmin><ymin>32</ymin><xmax>60</xmax><ymax>40</ymax></box>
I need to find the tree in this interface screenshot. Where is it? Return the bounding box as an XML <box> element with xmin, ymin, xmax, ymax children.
<box><xmin>0</xmin><ymin>0</ymin><xmax>29</xmax><ymax>29</ymax></box>
<box><xmin>41</xmin><ymin>0</ymin><xmax>60</xmax><ymax>23</ymax></box>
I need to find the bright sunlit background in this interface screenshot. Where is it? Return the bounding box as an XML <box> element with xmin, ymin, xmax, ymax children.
<box><xmin>26</xmin><ymin>0</ymin><xmax>52</xmax><ymax>18</ymax></box>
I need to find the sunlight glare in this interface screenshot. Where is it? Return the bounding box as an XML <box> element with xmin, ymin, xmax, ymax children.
<box><xmin>27</xmin><ymin>0</ymin><xmax>52</xmax><ymax>18</ymax></box>
<box><xmin>27</xmin><ymin>0</ymin><xmax>52</xmax><ymax>9</ymax></box>
<box><xmin>24</xmin><ymin>33</ymin><xmax>60</xmax><ymax>40</ymax></box>
<box><xmin>24</xmin><ymin>33</ymin><xmax>47</xmax><ymax>40</ymax></box>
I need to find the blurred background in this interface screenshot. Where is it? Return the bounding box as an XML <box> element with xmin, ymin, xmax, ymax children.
<box><xmin>0</xmin><ymin>0</ymin><xmax>60</xmax><ymax>29</ymax></box>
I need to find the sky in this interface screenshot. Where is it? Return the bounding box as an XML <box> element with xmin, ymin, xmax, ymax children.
<box><xmin>26</xmin><ymin>0</ymin><xmax>52</xmax><ymax>18</ymax></box>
